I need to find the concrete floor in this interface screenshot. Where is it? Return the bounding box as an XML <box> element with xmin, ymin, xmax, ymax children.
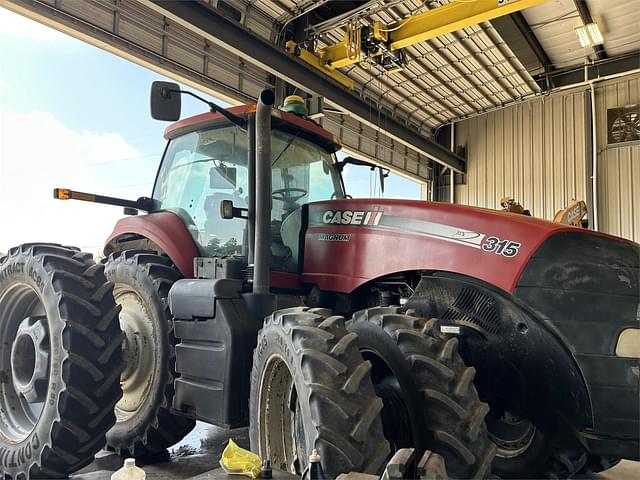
<box><xmin>72</xmin><ymin>422</ymin><xmax>639</xmax><ymax>480</ymax></box>
<box><xmin>580</xmin><ymin>461</ymin><xmax>640</xmax><ymax>480</ymax></box>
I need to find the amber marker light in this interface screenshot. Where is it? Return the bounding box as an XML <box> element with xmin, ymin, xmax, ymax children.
<box><xmin>53</xmin><ymin>188</ymin><xmax>71</xmax><ymax>200</ymax></box>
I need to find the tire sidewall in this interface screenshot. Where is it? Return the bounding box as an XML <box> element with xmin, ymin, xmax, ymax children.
<box><xmin>348</xmin><ymin>320</ymin><xmax>427</xmax><ymax>450</ymax></box>
<box><xmin>104</xmin><ymin>257</ymin><xmax>171</xmax><ymax>444</ymax></box>
<box><xmin>0</xmin><ymin>253</ymin><xmax>65</xmax><ymax>472</ymax></box>
<box><xmin>249</xmin><ymin>322</ymin><xmax>315</xmax><ymax>466</ymax></box>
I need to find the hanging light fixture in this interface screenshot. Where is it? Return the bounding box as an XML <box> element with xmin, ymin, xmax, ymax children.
<box><xmin>586</xmin><ymin>22</ymin><xmax>604</xmax><ymax>45</ymax></box>
<box><xmin>575</xmin><ymin>22</ymin><xmax>604</xmax><ymax>47</ymax></box>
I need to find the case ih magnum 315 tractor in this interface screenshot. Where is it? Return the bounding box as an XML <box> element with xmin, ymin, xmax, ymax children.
<box><xmin>0</xmin><ymin>84</ymin><xmax>637</xmax><ymax>479</ymax></box>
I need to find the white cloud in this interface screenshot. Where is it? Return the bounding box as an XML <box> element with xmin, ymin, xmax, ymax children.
<box><xmin>0</xmin><ymin>110</ymin><xmax>147</xmax><ymax>255</ymax></box>
<box><xmin>0</xmin><ymin>80</ymin><xmax>8</xmax><ymax>89</ymax></box>
<box><xmin>0</xmin><ymin>7</ymin><xmax>63</xmax><ymax>40</ymax></box>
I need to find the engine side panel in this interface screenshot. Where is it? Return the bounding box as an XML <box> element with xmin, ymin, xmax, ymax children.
<box><xmin>302</xmin><ymin>199</ymin><xmax>579</xmax><ymax>293</ymax></box>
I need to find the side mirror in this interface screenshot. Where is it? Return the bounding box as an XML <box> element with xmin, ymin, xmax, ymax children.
<box><xmin>150</xmin><ymin>81</ymin><xmax>181</xmax><ymax>121</ymax></box>
<box><xmin>220</xmin><ymin>200</ymin><xmax>247</xmax><ymax>220</ymax></box>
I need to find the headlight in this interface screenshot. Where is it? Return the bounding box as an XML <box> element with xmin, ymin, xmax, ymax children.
<box><xmin>616</xmin><ymin>329</ymin><xmax>640</xmax><ymax>358</ymax></box>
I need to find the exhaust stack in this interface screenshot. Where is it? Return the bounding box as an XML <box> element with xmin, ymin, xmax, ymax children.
<box><xmin>253</xmin><ymin>89</ymin><xmax>275</xmax><ymax>295</ymax></box>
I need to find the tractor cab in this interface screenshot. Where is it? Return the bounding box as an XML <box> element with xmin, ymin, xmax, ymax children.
<box><xmin>153</xmin><ymin>101</ymin><xmax>344</xmax><ymax>273</ymax></box>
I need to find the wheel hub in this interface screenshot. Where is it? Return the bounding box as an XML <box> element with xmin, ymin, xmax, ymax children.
<box><xmin>10</xmin><ymin>316</ymin><xmax>49</xmax><ymax>403</ymax></box>
<box><xmin>488</xmin><ymin>410</ymin><xmax>536</xmax><ymax>458</ymax></box>
<box><xmin>115</xmin><ymin>289</ymin><xmax>157</xmax><ymax>421</ymax></box>
<box><xmin>258</xmin><ymin>354</ymin><xmax>305</xmax><ymax>474</ymax></box>
<box><xmin>0</xmin><ymin>284</ymin><xmax>49</xmax><ymax>443</ymax></box>
<box><xmin>121</xmin><ymin>321</ymin><xmax>141</xmax><ymax>383</ymax></box>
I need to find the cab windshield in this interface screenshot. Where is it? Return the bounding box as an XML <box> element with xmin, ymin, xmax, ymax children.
<box><xmin>152</xmin><ymin>125</ymin><xmax>343</xmax><ymax>261</ymax></box>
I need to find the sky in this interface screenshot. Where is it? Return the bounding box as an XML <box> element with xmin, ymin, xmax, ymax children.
<box><xmin>0</xmin><ymin>7</ymin><xmax>420</xmax><ymax>255</ymax></box>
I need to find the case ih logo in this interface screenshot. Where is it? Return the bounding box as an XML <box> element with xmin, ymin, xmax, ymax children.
<box><xmin>322</xmin><ymin>210</ymin><xmax>383</xmax><ymax>226</ymax></box>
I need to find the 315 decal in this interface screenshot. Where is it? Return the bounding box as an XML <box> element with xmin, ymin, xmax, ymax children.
<box><xmin>482</xmin><ymin>236</ymin><xmax>521</xmax><ymax>257</ymax></box>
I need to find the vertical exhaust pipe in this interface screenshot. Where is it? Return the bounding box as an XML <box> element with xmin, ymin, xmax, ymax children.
<box><xmin>247</xmin><ymin>113</ymin><xmax>256</xmax><ymax>264</ymax></box>
<box><xmin>253</xmin><ymin>89</ymin><xmax>275</xmax><ymax>295</ymax></box>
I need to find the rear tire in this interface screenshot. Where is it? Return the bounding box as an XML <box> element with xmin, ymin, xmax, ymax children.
<box><xmin>104</xmin><ymin>251</ymin><xmax>194</xmax><ymax>456</ymax></box>
<box><xmin>347</xmin><ymin>307</ymin><xmax>496</xmax><ymax>479</ymax></box>
<box><xmin>0</xmin><ymin>244</ymin><xmax>123</xmax><ymax>479</ymax></box>
<box><xmin>249</xmin><ymin>307</ymin><xmax>390</xmax><ymax>477</ymax></box>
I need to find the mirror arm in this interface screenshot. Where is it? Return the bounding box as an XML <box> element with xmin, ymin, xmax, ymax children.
<box><xmin>335</xmin><ymin>156</ymin><xmax>390</xmax><ymax>196</ymax></box>
<box><xmin>336</xmin><ymin>157</ymin><xmax>391</xmax><ymax>176</ymax></box>
<box><xmin>336</xmin><ymin>156</ymin><xmax>380</xmax><ymax>171</ymax></box>
<box><xmin>170</xmin><ymin>89</ymin><xmax>247</xmax><ymax>129</ymax></box>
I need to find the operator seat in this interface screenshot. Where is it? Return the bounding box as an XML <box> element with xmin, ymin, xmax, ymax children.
<box><xmin>271</xmin><ymin>208</ymin><xmax>302</xmax><ymax>273</ymax></box>
<box><xmin>280</xmin><ymin>208</ymin><xmax>302</xmax><ymax>264</ymax></box>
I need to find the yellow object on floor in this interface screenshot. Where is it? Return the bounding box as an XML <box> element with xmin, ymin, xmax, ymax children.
<box><xmin>219</xmin><ymin>439</ymin><xmax>263</xmax><ymax>478</ymax></box>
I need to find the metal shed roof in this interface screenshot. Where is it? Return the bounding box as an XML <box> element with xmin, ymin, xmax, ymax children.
<box><xmin>244</xmin><ymin>0</ymin><xmax>541</xmax><ymax>131</ymax></box>
<box><xmin>239</xmin><ymin>0</ymin><xmax>639</xmax><ymax>121</ymax></box>
<box><xmin>522</xmin><ymin>0</ymin><xmax>640</xmax><ymax>69</ymax></box>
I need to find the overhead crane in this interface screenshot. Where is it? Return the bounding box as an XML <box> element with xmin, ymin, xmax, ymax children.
<box><xmin>286</xmin><ymin>0</ymin><xmax>545</xmax><ymax>89</ymax></box>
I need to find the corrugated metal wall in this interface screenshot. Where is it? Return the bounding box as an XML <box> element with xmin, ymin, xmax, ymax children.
<box><xmin>455</xmin><ymin>73</ymin><xmax>639</xmax><ymax>242</ymax></box>
<box><xmin>595</xmin><ymin>75</ymin><xmax>640</xmax><ymax>241</ymax></box>
<box><xmin>456</xmin><ymin>87</ymin><xmax>588</xmax><ymax>220</ymax></box>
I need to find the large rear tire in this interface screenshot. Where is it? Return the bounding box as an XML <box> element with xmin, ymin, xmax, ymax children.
<box><xmin>249</xmin><ymin>307</ymin><xmax>390</xmax><ymax>477</ymax></box>
<box><xmin>347</xmin><ymin>307</ymin><xmax>496</xmax><ymax>479</ymax></box>
<box><xmin>104</xmin><ymin>251</ymin><xmax>194</xmax><ymax>456</ymax></box>
<box><xmin>0</xmin><ymin>244</ymin><xmax>123</xmax><ymax>479</ymax></box>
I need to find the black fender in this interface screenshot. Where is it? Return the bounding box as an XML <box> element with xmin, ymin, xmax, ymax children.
<box><xmin>514</xmin><ymin>231</ymin><xmax>639</xmax><ymax>444</ymax></box>
<box><xmin>405</xmin><ymin>273</ymin><xmax>591</xmax><ymax>449</ymax></box>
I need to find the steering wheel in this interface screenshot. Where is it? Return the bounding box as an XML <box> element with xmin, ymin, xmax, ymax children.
<box><xmin>272</xmin><ymin>188</ymin><xmax>308</xmax><ymax>205</ymax></box>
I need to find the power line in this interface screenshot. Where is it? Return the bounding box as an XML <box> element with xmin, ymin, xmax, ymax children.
<box><xmin>83</xmin><ymin>152</ymin><xmax>162</xmax><ymax>167</ymax></box>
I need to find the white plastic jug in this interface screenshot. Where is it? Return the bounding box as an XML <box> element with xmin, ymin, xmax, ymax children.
<box><xmin>110</xmin><ymin>458</ymin><xmax>146</xmax><ymax>480</ymax></box>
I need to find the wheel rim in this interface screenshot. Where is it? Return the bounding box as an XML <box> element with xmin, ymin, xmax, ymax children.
<box><xmin>114</xmin><ymin>286</ymin><xmax>158</xmax><ymax>422</ymax></box>
<box><xmin>487</xmin><ymin>410</ymin><xmax>536</xmax><ymax>458</ymax></box>
<box><xmin>361</xmin><ymin>349</ymin><xmax>413</xmax><ymax>453</ymax></box>
<box><xmin>0</xmin><ymin>284</ymin><xmax>49</xmax><ymax>443</ymax></box>
<box><xmin>258</xmin><ymin>354</ymin><xmax>307</xmax><ymax>474</ymax></box>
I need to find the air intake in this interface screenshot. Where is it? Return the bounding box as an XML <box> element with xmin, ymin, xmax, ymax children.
<box><xmin>441</xmin><ymin>287</ymin><xmax>501</xmax><ymax>335</ymax></box>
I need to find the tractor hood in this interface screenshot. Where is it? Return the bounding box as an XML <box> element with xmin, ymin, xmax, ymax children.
<box><xmin>301</xmin><ymin>198</ymin><xmax>638</xmax><ymax>294</ymax></box>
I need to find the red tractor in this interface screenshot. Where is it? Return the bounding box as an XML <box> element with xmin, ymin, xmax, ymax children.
<box><xmin>0</xmin><ymin>84</ymin><xmax>637</xmax><ymax>479</ymax></box>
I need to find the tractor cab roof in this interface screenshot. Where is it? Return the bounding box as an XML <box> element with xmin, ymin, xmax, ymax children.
<box><xmin>164</xmin><ymin>104</ymin><xmax>342</xmax><ymax>154</ymax></box>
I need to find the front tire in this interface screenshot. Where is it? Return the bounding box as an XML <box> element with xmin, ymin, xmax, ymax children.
<box><xmin>249</xmin><ymin>307</ymin><xmax>390</xmax><ymax>477</ymax></box>
<box><xmin>104</xmin><ymin>251</ymin><xmax>194</xmax><ymax>456</ymax></box>
<box><xmin>347</xmin><ymin>307</ymin><xmax>496</xmax><ymax>479</ymax></box>
<box><xmin>0</xmin><ymin>244</ymin><xmax>123</xmax><ymax>479</ymax></box>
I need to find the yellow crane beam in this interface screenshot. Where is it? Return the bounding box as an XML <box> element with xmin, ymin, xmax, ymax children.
<box><xmin>287</xmin><ymin>0</ymin><xmax>545</xmax><ymax>77</ymax></box>
<box><xmin>321</xmin><ymin>42</ymin><xmax>356</xmax><ymax>70</ymax></box>
<box><xmin>285</xmin><ymin>41</ymin><xmax>355</xmax><ymax>89</ymax></box>
<box><xmin>387</xmin><ymin>0</ymin><xmax>545</xmax><ymax>51</ymax></box>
